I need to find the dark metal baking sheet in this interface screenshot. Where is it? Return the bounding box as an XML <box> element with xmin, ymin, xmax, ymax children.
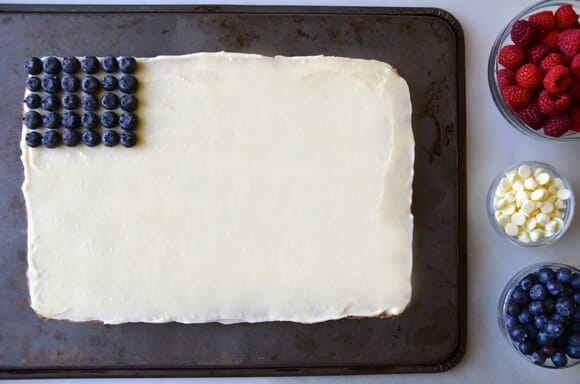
<box><xmin>0</xmin><ymin>5</ymin><xmax>466</xmax><ymax>378</ymax></box>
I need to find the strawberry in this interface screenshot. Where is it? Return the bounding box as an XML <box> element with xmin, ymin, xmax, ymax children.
<box><xmin>511</xmin><ymin>20</ymin><xmax>538</xmax><ymax>48</ymax></box>
<box><xmin>555</xmin><ymin>4</ymin><xmax>579</xmax><ymax>30</ymax></box>
<box><xmin>540</xmin><ymin>52</ymin><xmax>567</xmax><ymax>72</ymax></box>
<box><xmin>527</xmin><ymin>44</ymin><xmax>552</xmax><ymax>64</ymax></box>
<box><xmin>538</xmin><ymin>90</ymin><xmax>570</xmax><ymax>116</ymax></box>
<box><xmin>515</xmin><ymin>101</ymin><xmax>544</xmax><ymax>130</ymax></box>
<box><xmin>529</xmin><ymin>11</ymin><xmax>556</xmax><ymax>32</ymax></box>
<box><xmin>571</xmin><ymin>53</ymin><xmax>580</xmax><ymax>77</ymax></box>
<box><xmin>503</xmin><ymin>85</ymin><xmax>532</xmax><ymax>110</ymax></box>
<box><xmin>541</xmin><ymin>30</ymin><xmax>561</xmax><ymax>50</ymax></box>
<box><xmin>557</xmin><ymin>28</ymin><xmax>580</xmax><ymax>57</ymax></box>
<box><xmin>499</xmin><ymin>44</ymin><xmax>526</xmax><ymax>68</ymax></box>
<box><xmin>498</xmin><ymin>68</ymin><xmax>516</xmax><ymax>90</ymax></box>
<box><xmin>516</xmin><ymin>63</ymin><xmax>543</xmax><ymax>89</ymax></box>
<box><xmin>543</xmin><ymin>114</ymin><xmax>570</xmax><ymax>137</ymax></box>
<box><xmin>570</xmin><ymin>107</ymin><xmax>580</xmax><ymax>132</ymax></box>
<box><xmin>543</xmin><ymin>65</ymin><xmax>572</xmax><ymax>94</ymax></box>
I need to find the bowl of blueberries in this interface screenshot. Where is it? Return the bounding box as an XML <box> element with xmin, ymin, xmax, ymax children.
<box><xmin>498</xmin><ymin>262</ymin><xmax>580</xmax><ymax>367</ymax></box>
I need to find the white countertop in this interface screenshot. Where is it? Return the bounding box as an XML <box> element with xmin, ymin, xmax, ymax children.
<box><xmin>2</xmin><ymin>0</ymin><xmax>580</xmax><ymax>382</ymax></box>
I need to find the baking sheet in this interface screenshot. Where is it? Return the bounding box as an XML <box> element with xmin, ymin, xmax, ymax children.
<box><xmin>0</xmin><ymin>5</ymin><xmax>466</xmax><ymax>377</ymax></box>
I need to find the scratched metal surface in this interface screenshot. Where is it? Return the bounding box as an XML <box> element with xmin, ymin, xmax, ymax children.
<box><xmin>0</xmin><ymin>5</ymin><xmax>466</xmax><ymax>378</ymax></box>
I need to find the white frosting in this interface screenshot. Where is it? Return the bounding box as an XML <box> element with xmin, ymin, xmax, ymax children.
<box><xmin>21</xmin><ymin>52</ymin><xmax>414</xmax><ymax>324</ymax></box>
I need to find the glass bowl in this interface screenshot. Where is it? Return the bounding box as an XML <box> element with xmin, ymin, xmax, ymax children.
<box><xmin>487</xmin><ymin>161</ymin><xmax>575</xmax><ymax>246</ymax></box>
<box><xmin>498</xmin><ymin>262</ymin><xmax>580</xmax><ymax>368</ymax></box>
<box><xmin>488</xmin><ymin>0</ymin><xmax>580</xmax><ymax>141</ymax></box>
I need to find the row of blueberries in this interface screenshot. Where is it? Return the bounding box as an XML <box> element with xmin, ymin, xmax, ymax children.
<box><xmin>26</xmin><ymin>74</ymin><xmax>137</xmax><ymax>95</ymax></box>
<box><xmin>25</xmin><ymin>130</ymin><xmax>137</xmax><ymax>148</ymax></box>
<box><xmin>24</xmin><ymin>92</ymin><xmax>137</xmax><ymax>112</ymax></box>
<box><xmin>24</xmin><ymin>56</ymin><xmax>137</xmax><ymax>76</ymax></box>
<box><xmin>23</xmin><ymin>111</ymin><xmax>137</xmax><ymax>131</ymax></box>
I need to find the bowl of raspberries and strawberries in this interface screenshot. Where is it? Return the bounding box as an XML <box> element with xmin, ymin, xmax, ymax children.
<box><xmin>489</xmin><ymin>1</ymin><xmax>580</xmax><ymax>139</ymax></box>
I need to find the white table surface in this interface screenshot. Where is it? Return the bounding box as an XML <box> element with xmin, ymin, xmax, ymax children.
<box><xmin>2</xmin><ymin>0</ymin><xmax>580</xmax><ymax>382</ymax></box>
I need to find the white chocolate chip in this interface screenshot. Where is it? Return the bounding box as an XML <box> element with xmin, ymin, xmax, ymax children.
<box><xmin>506</xmin><ymin>170</ymin><xmax>518</xmax><ymax>184</ymax></box>
<box><xmin>531</xmin><ymin>188</ymin><xmax>547</xmax><ymax>201</ymax></box>
<box><xmin>555</xmin><ymin>199</ymin><xmax>566</xmax><ymax>209</ymax></box>
<box><xmin>500</xmin><ymin>177</ymin><xmax>511</xmax><ymax>190</ymax></box>
<box><xmin>511</xmin><ymin>212</ymin><xmax>527</xmax><ymax>226</ymax></box>
<box><xmin>498</xmin><ymin>215</ymin><xmax>510</xmax><ymax>227</ymax></box>
<box><xmin>530</xmin><ymin>229</ymin><xmax>544</xmax><ymax>242</ymax></box>
<box><xmin>545</xmin><ymin>221</ymin><xmax>557</xmax><ymax>234</ymax></box>
<box><xmin>512</xmin><ymin>180</ymin><xmax>524</xmax><ymax>192</ymax></box>
<box><xmin>535</xmin><ymin>172</ymin><xmax>551</xmax><ymax>185</ymax></box>
<box><xmin>515</xmin><ymin>190</ymin><xmax>529</xmax><ymax>202</ymax></box>
<box><xmin>518</xmin><ymin>165</ymin><xmax>532</xmax><ymax>179</ymax></box>
<box><xmin>526</xmin><ymin>217</ymin><xmax>537</xmax><ymax>230</ymax></box>
<box><xmin>540</xmin><ymin>201</ymin><xmax>554</xmax><ymax>214</ymax></box>
<box><xmin>554</xmin><ymin>211</ymin><xmax>565</xmax><ymax>219</ymax></box>
<box><xmin>557</xmin><ymin>188</ymin><xmax>572</xmax><ymax>200</ymax></box>
<box><xmin>503</xmin><ymin>204</ymin><xmax>516</xmax><ymax>215</ymax></box>
<box><xmin>524</xmin><ymin>177</ymin><xmax>538</xmax><ymax>190</ymax></box>
<box><xmin>536</xmin><ymin>213</ymin><xmax>550</xmax><ymax>225</ymax></box>
<box><xmin>522</xmin><ymin>200</ymin><xmax>536</xmax><ymax>215</ymax></box>
<box><xmin>518</xmin><ymin>231</ymin><xmax>530</xmax><ymax>243</ymax></box>
<box><xmin>494</xmin><ymin>197</ymin><xmax>506</xmax><ymax>210</ymax></box>
<box><xmin>505</xmin><ymin>192</ymin><xmax>515</xmax><ymax>203</ymax></box>
<box><xmin>495</xmin><ymin>184</ymin><xmax>507</xmax><ymax>197</ymax></box>
<box><xmin>533</xmin><ymin>167</ymin><xmax>545</xmax><ymax>177</ymax></box>
<box><xmin>505</xmin><ymin>223</ymin><xmax>519</xmax><ymax>237</ymax></box>
<box><xmin>553</xmin><ymin>178</ymin><xmax>564</xmax><ymax>188</ymax></box>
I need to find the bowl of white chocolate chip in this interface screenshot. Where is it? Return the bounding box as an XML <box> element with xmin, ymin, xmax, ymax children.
<box><xmin>488</xmin><ymin>161</ymin><xmax>575</xmax><ymax>246</ymax></box>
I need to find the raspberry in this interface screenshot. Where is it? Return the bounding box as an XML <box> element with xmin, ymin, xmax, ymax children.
<box><xmin>570</xmin><ymin>107</ymin><xmax>580</xmax><ymax>132</ymax></box>
<box><xmin>515</xmin><ymin>63</ymin><xmax>543</xmax><ymax>89</ymax></box>
<box><xmin>557</xmin><ymin>28</ymin><xmax>580</xmax><ymax>56</ymax></box>
<box><xmin>498</xmin><ymin>44</ymin><xmax>526</xmax><ymax>68</ymax></box>
<box><xmin>555</xmin><ymin>4</ymin><xmax>579</xmax><ymax>30</ymax></box>
<box><xmin>515</xmin><ymin>101</ymin><xmax>544</xmax><ymax>130</ymax></box>
<box><xmin>538</xmin><ymin>90</ymin><xmax>570</xmax><ymax>116</ymax></box>
<box><xmin>498</xmin><ymin>68</ymin><xmax>516</xmax><ymax>90</ymax></box>
<box><xmin>539</xmin><ymin>52</ymin><xmax>567</xmax><ymax>72</ymax></box>
<box><xmin>511</xmin><ymin>20</ymin><xmax>538</xmax><ymax>48</ymax></box>
<box><xmin>543</xmin><ymin>65</ymin><xmax>572</xmax><ymax>94</ymax></box>
<box><xmin>503</xmin><ymin>85</ymin><xmax>532</xmax><ymax>110</ymax></box>
<box><xmin>541</xmin><ymin>30</ymin><xmax>561</xmax><ymax>50</ymax></box>
<box><xmin>529</xmin><ymin>11</ymin><xmax>556</xmax><ymax>32</ymax></box>
<box><xmin>570</xmin><ymin>81</ymin><xmax>580</xmax><ymax>106</ymax></box>
<box><xmin>571</xmin><ymin>53</ymin><xmax>580</xmax><ymax>77</ymax></box>
<box><xmin>543</xmin><ymin>114</ymin><xmax>570</xmax><ymax>137</ymax></box>
<box><xmin>527</xmin><ymin>44</ymin><xmax>551</xmax><ymax>64</ymax></box>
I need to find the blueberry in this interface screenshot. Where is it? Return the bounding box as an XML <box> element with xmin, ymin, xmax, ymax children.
<box><xmin>24</xmin><ymin>94</ymin><xmax>41</xmax><ymax>109</ymax></box>
<box><xmin>26</xmin><ymin>77</ymin><xmax>42</xmax><ymax>91</ymax></box>
<box><xmin>119</xmin><ymin>56</ymin><xmax>136</xmax><ymax>74</ymax></box>
<box><xmin>42</xmin><ymin>57</ymin><xmax>61</xmax><ymax>74</ymax></box>
<box><xmin>546</xmin><ymin>320</ymin><xmax>565</xmax><ymax>337</ymax></box>
<box><xmin>42</xmin><ymin>130</ymin><xmax>61</xmax><ymax>148</ymax></box>
<box><xmin>538</xmin><ymin>268</ymin><xmax>556</xmax><ymax>284</ymax></box>
<box><xmin>119</xmin><ymin>112</ymin><xmax>137</xmax><ymax>130</ymax></box>
<box><xmin>534</xmin><ymin>315</ymin><xmax>549</xmax><ymax>330</ymax></box>
<box><xmin>560</xmin><ymin>286</ymin><xmax>573</xmax><ymax>298</ymax></box>
<box><xmin>567</xmin><ymin>344</ymin><xmax>580</xmax><ymax>358</ymax></box>
<box><xmin>61</xmin><ymin>75</ymin><xmax>80</xmax><ymax>92</ymax></box>
<box><xmin>518</xmin><ymin>308</ymin><xmax>532</xmax><ymax>324</ymax></box>
<box><xmin>546</xmin><ymin>280</ymin><xmax>563</xmax><ymax>296</ymax></box>
<box><xmin>101</xmin><ymin>93</ymin><xmax>119</xmax><ymax>110</ymax></box>
<box><xmin>118</xmin><ymin>75</ymin><xmax>137</xmax><ymax>93</ymax></box>
<box><xmin>543</xmin><ymin>297</ymin><xmax>555</xmax><ymax>314</ymax></box>
<box><xmin>42</xmin><ymin>112</ymin><xmax>61</xmax><ymax>129</ymax></box>
<box><xmin>537</xmin><ymin>330</ymin><xmax>555</xmax><ymax>346</ymax></box>
<box><xmin>556</xmin><ymin>267</ymin><xmax>573</xmax><ymax>284</ymax></box>
<box><xmin>506</xmin><ymin>301</ymin><xmax>520</xmax><ymax>316</ymax></box>
<box><xmin>61</xmin><ymin>111</ymin><xmax>80</xmax><ymax>129</ymax></box>
<box><xmin>62</xmin><ymin>93</ymin><xmax>79</xmax><ymax>110</ymax></box>
<box><xmin>518</xmin><ymin>341</ymin><xmax>538</xmax><ymax>355</ymax></box>
<box><xmin>101</xmin><ymin>56</ymin><xmax>118</xmax><ymax>73</ymax></box>
<box><xmin>511</xmin><ymin>287</ymin><xmax>529</xmax><ymax>305</ymax></box>
<box><xmin>529</xmin><ymin>301</ymin><xmax>546</xmax><ymax>315</ymax></box>
<box><xmin>101</xmin><ymin>111</ymin><xmax>118</xmax><ymax>128</ymax></box>
<box><xmin>41</xmin><ymin>75</ymin><xmax>60</xmax><ymax>93</ymax></box>
<box><xmin>81</xmin><ymin>112</ymin><xmax>99</xmax><ymax>130</ymax></box>
<box><xmin>505</xmin><ymin>314</ymin><xmax>519</xmax><ymax>329</ymax></box>
<box><xmin>556</xmin><ymin>297</ymin><xmax>576</xmax><ymax>317</ymax></box>
<box><xmin>569</xmin><ymin>333</ymin><xmax>580</xmax><ymax>346</ymax></box>
<box><xmin>81</xmin><ymin>56</ymin><xmax>99</xmax><ymax>74</ymax></box>
<box><xmin>520</xmin><ymin>273</ymin><xmax>538</xmax><ymax>291</ymax></box>
<box><xmin>25</xmin><ymin>132</ymin><xmax>42</xmax><ymax>147</ymax></box>
<box><xmin>82</xmin><ymin>129</ymin><xmax>100</xmax><ymax>147</ymax></box>
<box><xmin>120</xmin><ymin>94</ymin><xmax>137</xmax><ymax>111</ymax></box>
<box><xmin>572</xmin><ymin>275</ymin><xmax>580</xmax><ymax>290</ymax></box>
<box><xmin>551</xmin><ymin>351</ymin><xmax>568</xmax><ymax>367</ymax></box>
<box><xmin>120</xmin><ymin>130</ymin><xmax>137</xmax><ymax>148</ymax></box>
<box><xmin>81</xmin><ymin>94</ymin><xmax>99</xmax><ymax>111</ymax></box>
<box><xmin>530</xmin><ymin>351</ymin><xmax>546</xmax><ymax>365</ymax></box>
<box><xmin>541</xmin><ymin>345</ymin><xmax>556</xmax><ymax>357</ymax></box>
<box><xmin>62</xmin><ymin>129</ymin><xmax>81</xmax><ymax>147</ymax></box>
<box><xmin>102</xmin><ymin>130</ymin><xmax>119</xmax><ymax>147</ymax></box>
<box><xmin>23</xmin><ymin>111</ymin><xmax>42</xmax><ymax>129</ymax></box>
<box><xmin>62</xmin><ymin>56</ymin><xmax>80</xmax><ymax>74</ymax></box>
<box><xmin>525</xmin><ymin>323</ymin><xmax>538</xmax><ymax>339</ymax></box>
<box><xmin>24</xmin><ymin>57</ymin><xmax>42</xmax><ymax>75</ymax></box>
<box><xmin>530</xmin><ymin>284</ymin><xmax>548</xmax><ymax>301</ymax></box>
<box><xmin>509</xmin><ymin>325</ymin><xmax>530</xmax><ymax>343</ymax></box>
<box><xmin>81</xmin><ymin>76</ymin><xmax>100</xmax><ymax>94</ymax></box>
<box><xmin>101</xmin><ymin>75</ymin><xmax>118</xmax><ymax>91</ymax></box>
<box><xmin>551</xmin><ymin>313</ymin><xmax>569</xmax><ymax>326</ymax></box>
<box><xmin>574</xmin><ymin>291</ymin><xmax>580</xmax><ymax>304</ymax></box>
<box><xmin>41</xmin><ymin>94</ymin><xmax>60</xmax><ymax>111</ymax></box>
